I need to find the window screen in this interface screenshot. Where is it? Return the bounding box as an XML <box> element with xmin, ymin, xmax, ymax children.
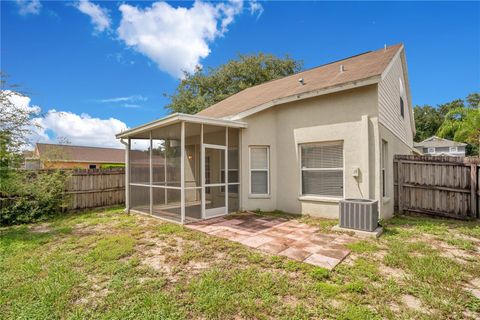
<box><xmin>250</xmin><ymin>147</ymin><xmax>269</xmax><ymax>195</ymax></box>
<box><xmin>301</xmin><ymin>142</ymin><xmax>343</xmax><ymax>197</ymax></box>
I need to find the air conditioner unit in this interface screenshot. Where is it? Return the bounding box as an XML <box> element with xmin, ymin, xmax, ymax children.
<box><xmin>339</xmin><ymin>199</ymin><xmax>378</xmax><ymax>232</ymax></box>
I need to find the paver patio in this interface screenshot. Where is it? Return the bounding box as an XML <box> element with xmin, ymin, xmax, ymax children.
<box><xmin>186</xmin><ymin>213</ymin><xmax>357</xmax><ymax>269</ymax></box>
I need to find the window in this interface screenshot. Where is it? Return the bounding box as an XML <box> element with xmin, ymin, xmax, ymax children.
<box><xmin>250</xmin><ymin>146</ymin><xmax>269</xmax><ymax>195</ymax></box>
<box><xmin>382</xmin><ymin>140</ymin><xmax>388</xmax><ymax>197</ymax></box>
<box><xmin>400</xmin><ymin>97</ymin><xmax>404</xmax><ymax>118</ymax></box>
<box><xmin>300</xmin><ymin>142</ymin><xmax>343</xmax><ymax>197</ymax></box>
<box><xmin>449</xmin><ymin>147</ymin><xmax>458</xmax><ymax>153</ymax></box>
<box><xmin>427</xmin><ymin>147</ymin><xmax>435</xmax><ymax>154</ymax></box>
<box><xmin>89</xmin><ymin>164</ymin><xmax>97</xmax><ymax>169</ymax></box>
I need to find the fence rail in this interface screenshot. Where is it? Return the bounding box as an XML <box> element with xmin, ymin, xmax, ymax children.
<box><xmin>65</xmin><ymin>168</ymin><xmax>125</xmax><ymax>210</ymax></box>
<box><xmin>394</xmin><ymin>155</ymin><xmax>479</xmax><ymax>220</ymax></box>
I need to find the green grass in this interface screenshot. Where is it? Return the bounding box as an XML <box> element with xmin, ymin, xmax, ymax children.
<box><xmin>1</xmin><ymin>208</ymin><xmax>479</xmax><ymax>319</ymax></box>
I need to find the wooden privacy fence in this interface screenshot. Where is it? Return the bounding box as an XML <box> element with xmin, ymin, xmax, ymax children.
<box><xmin>394</xmin><ymin>155</ymin><xmax>479</xmax><ymax>220</ymax></box>
<box><xmin>65</xmin><ymin>168</ymin><xmax>125</xmax><ymax>210</ymax></box>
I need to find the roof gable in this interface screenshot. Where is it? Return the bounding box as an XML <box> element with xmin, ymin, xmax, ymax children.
<box><xmin>197</xmin><ymin>44</ymin><xmax>403</xmax><ymax>119</ymax></box>
<box><xmin>414</xmin><ymin>136</ymin><xmax>467</xmax><ymax>148</ymax></box>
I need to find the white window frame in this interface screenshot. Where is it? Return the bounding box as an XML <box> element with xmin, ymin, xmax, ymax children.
<box><xmin>381</xmin><ymin>140</ymin><xmax>388</xmax><ymax>198</ymax></box>
<box><xmin>449</xmin><ymin>146</ymin><xmax>458</xmax><ymax>153</ymax></box>
<box><xmin>427</xmin><ymin>147</ymin><xmax>435</xmax><ymax>154</ymax></box>
<box><xmin>299</xmin><ymin>141</ymin><xmax>344</xmax><ymax>199</ymax></box>
<box><xmin>249</xmin><ymin>146</ymin><xmax>270</xmax><ymax>197</ymax></box>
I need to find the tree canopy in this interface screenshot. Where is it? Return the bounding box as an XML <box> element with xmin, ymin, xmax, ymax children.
<box><xmin>166</xmin><ymin>53</ymin><xmax>303</xmax><ymax>114</ymax></box>
<box><xmin>414</xmin><ymin>93</ymin><xmax>479</xmax><ymax>155</ymax></box>
<box><xmin>0</xmin><ymin>73</ymin><xmax>40</xmax><ymax>170</ymax></box>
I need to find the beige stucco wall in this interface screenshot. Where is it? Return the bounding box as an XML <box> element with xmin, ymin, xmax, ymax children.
<box><xmin>239</xmin><ymin>85</ymin><xmax>381</xmax><ymax>218</ymax></box>
<box><xmin>377</xmin><ymin>123</ymin><xmax>414</xmax><ymax>218</ymax></box>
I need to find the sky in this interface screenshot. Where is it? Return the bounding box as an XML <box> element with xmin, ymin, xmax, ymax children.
<box><xmin>1</xmin><ymin>0</ymin><xmax>479</xmax><ymax>148</ymax></box>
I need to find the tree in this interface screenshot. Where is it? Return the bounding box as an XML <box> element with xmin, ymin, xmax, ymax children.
<box><xmin>166</xmin><ymin>53</ymin><xmax>303</xmax><ymax>114</ymax></box>
<box><xmin>413</xmin><ymin>105</ymin><xmax>443</xmax><ymax>141</ymax></box>
<box><xmin>413</xmin><ymin>92</ymin><xmax>479</xmax><ymax>145</ymax></box>
<box><xmin>437</xmin><ymin>106</ymin><xmax>480</xmax><ymax>155</ymax></box>
<box><xmin>466</xmin><ymin>93</ymin><xmax>480</xmax><ymax>109</ymax></box>
<box><xmin>0</xmin><ymin>72</ymin><xmax>40</xmax><ymax>168</ymax></box>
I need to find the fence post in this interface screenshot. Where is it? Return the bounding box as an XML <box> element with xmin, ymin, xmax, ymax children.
<box><xmin>397</xmin><ymin>159</ymin><xmax>404</xmax><ymax>214</ymax></box>
<box><xmin>471</xmin><ymin>163</ymin><xmax>478</xmax><ymax>218</ymax></box>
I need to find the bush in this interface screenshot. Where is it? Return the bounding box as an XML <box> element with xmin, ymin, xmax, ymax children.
<box><xmin>100</xmin><ymin>163</ymin><xmax>125</xmax><ymax>169</ymax></box>
<box><xmin>0</xmin><ymin>170</ymin><xmax>69</xmax><ymax>225</ymax></box>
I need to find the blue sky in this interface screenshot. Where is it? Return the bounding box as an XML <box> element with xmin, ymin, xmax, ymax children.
<box><xmin>2</xmin><ymin>1</ymin><xmax>479</xmax><ymax>147</ymax></box>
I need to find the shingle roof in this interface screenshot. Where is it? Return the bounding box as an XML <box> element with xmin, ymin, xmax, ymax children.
<box><xmin>414</xmin><ymin>136</ymin><xmax>467</xmax><ymax>148</ymax></box>
<box><xmin>36</xmin><ymin>143</ymin><xmax>125</xmax><ymax>163</ymax></box>
<box><xmin>197</xmin><ymin>44</ymin><xmax>403</xmax><ymax>119</ymax></box>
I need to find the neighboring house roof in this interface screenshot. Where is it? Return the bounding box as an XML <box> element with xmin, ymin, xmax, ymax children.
<box><xmin>35</xmin><ymin>143</ymin><xmax>125</xmax><ymax>163</ymax></box>
<box><xmin>414</xmin><ymin>136</ymin><xmax>467</xmax><ymax>148</ymax></box>
<box><xmin>197</xmin><ymin>44</ymin><xmax>403</xmax><ymax>119</ymax></box>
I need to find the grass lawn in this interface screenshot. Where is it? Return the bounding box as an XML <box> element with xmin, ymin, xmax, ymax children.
<box><xmin>1</xmin><ymin>208</ymin><xmax>479</xmax><ymax>319</ymax></box>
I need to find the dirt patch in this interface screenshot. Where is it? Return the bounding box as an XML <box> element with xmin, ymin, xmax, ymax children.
<box><xmin>72</xmin><ymin>222</ymin><xmax>116</xmax><ymax>236</ymax></box>
<box><xmin>410</xmin><ymin>233</ymin><xmax>478</xmax><ymax>263</ymax></box>
<box><xmin>389</xmin><ymin>302</ymin><xmax>401</xmax><ymax>313</ymax></box>
<box><xmin>74</xmin><ymin>276</ymin><xmax>111</xmax><ymax>307</ymax></box>
<box><xmin>30</xmin><ymin>223</ymin><xmax>52</xmax><ymax>233</ymax></box>
<box><xmin>135</xmin><ymin>230</ymin><xmax>213</xmax><ymax>283</ymax></box>
<box><xmin>401</xmin><ymin>294</ymin><xmax>422</xmax><ymax>311</ymax></box>
<box><xmin>379</xmin><ymin>264</ymin><xmax>406</xmax><ymax>281</ymax></box>
<box><xmin>464</xmin><ymin>278</ymin><xmax>480</xmax><ymax>299</ymax></box>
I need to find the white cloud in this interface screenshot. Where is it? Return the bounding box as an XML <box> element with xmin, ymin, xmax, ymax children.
<box><xmin>16</xmin><ymin>0</ymin><xmax>42</xmax><ymax>15</ymax></box>
<box><xmin>4</xmin><ymin>91</ymin><xmax>41</xmax><ymax>115</ymax></box>
<box><xmin>96</xmin><ymin>95</ymin><xmax>147</xmax><ymax>103</ymax></box>
<box><xmin>3</xmin><ymin>92</ymin><xmax>126</xmax><ymax>149</ymax></box>
<box><xmin>249</xmin><ymin>0</ymin><xmax>263</xmax><ymax>19</ymax></box>
<box><xmin>31</xmin><ymin>110</ymin><xmax>127</xmax><ymax>148</ymax></box>
<box><xmin>74</xmin><ymin>0</ymin><xmax>111</xmax><ymax>33</ymax></box>
<box><xmin>117</xmin><ymin>1</ymin><xmax>245</xmax><ymax>78</ymax></box>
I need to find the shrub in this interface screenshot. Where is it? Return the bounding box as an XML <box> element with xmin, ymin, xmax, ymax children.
<box><xmin>0</xmin><ymin>170</ymin><xmax>69</xmax><ymax>225</ymax></box>
<box><xmin>100</xmin><ymin>163</ymin><xmax>125</xmax><ymax>169</ymax></box>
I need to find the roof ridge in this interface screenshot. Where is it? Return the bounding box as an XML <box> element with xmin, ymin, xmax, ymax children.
<box><xmin>37</xmin><ymin>143</ymin><xmax>124</xmax><ymax>150</ymax></box>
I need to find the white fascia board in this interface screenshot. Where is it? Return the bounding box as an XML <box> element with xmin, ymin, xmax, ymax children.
<box><xmin>227</xmin><ymin>76</ymin><xmax>381</xmax><ymax>121</ymax></box>
<box><xmin>116</xmin><ymin>113</ymin><xmax>247</xmax><ymax>139</ymax></box>
<box><xmin>380</xmin><ymin>44</ymin><xmax>404</xmax><ymax>81</ymax></box>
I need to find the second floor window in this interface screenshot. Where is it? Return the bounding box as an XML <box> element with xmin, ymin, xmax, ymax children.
<box><xmin>400</xmin><ymin>97</ymin><xmax>405</xmax><ymax>118</ymax></box>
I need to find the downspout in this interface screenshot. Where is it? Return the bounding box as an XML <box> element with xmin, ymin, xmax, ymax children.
<box><xmin>120</xmin><ymin>138</ymin><xmax>130</xmax><ymax>213</ymax></box>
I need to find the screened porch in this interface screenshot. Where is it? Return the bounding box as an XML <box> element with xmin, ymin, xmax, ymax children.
<box><xmin>117</xmin><ymin>114</ymin><xmax>247</xmax><ymax>224</ymax></box>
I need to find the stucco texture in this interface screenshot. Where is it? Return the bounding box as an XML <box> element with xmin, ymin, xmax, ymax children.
<box><xmin>239</xmin><ymin>85</ymin><xmax>384</xmax><ymax>219</ymax></box>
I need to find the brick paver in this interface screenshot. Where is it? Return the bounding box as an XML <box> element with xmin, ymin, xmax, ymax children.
<box><xmin>185</xmin><ymin>213</ymin><xmax>356</xmax><ymax>269</ymax></box>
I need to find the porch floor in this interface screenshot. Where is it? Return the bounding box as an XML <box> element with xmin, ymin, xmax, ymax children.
<box><xmin>186</xmin><ymin>213</ymin><xmax>356</xmax><ymax>269</ymax></box>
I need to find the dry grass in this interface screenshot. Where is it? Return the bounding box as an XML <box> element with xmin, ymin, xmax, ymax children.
<box><xmin>1</xmin><ymin>208</ymin><xmax>479</xmax><ymax>319</ymax></box>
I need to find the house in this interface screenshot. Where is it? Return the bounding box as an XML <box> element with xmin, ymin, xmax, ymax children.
<box><xmin>414</xmin><ymin>136</ymin><xmax>466</xmax><ymax>156</ymax></box>
<box><xmin>116</xmin><ymin>43</ymin><xmax>416</xmax><ymax>224</ymax></box>
<box><xmin>27</xmin><ymin>143</ymin><xmax>125</xmax><ymax>169</ymax></box>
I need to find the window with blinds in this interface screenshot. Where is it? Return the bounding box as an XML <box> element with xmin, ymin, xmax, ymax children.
<box><xmin>300</xmin><ymin>142</ymin><xmax>343</xmax><ymax>197</ymax></box>
<box><xmin>250</xmin><ymin>146</ymin><xmax>269</xmax><ymax>195</ymax></box>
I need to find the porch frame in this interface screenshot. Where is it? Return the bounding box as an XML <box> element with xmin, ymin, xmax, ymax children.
<box><xmin>117</xmin><ymin>113</ymin><xmax>247</xmax><ymax>224</ymax></box>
